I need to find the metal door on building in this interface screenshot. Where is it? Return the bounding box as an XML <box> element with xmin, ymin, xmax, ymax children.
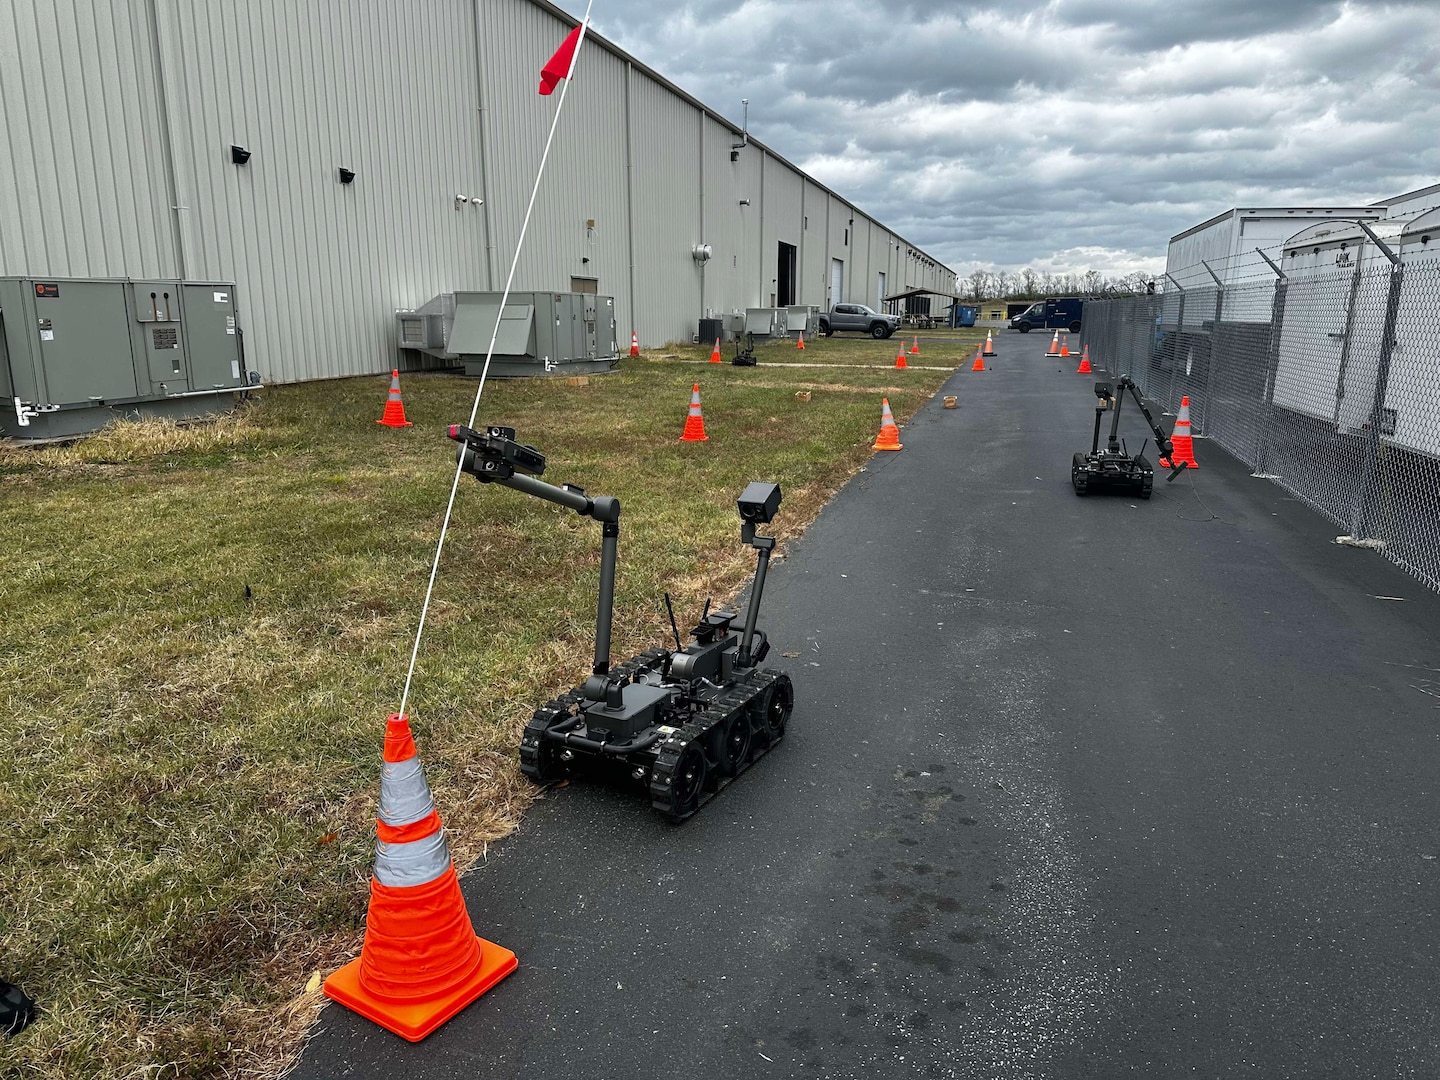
<box><xmin>830</xmin><ymin>258</ymin><xmax>844</xmax><ymax>307</ymax></box>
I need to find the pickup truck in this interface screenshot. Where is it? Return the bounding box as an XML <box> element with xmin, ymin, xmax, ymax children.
<box><xmin>818</xmin><ymin>303</ymin><xmax>900</xmax><ymax>339</ymax></box>
<box><xmin>1009</xmin><ymin>297</ymin><xmax>1083</xmax><ymax>334</ymax></box>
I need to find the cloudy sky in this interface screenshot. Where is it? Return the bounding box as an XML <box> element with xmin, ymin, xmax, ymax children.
<box><xmin>553</xmin><ymin>0</ymin><xmax>1440</xmax><ymax>283</ymax></box>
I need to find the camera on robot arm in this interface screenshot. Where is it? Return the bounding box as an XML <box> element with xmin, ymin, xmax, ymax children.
<box><xmin>445</xmin><ymin>424</ymin><xmax>794</xmax><ymax>821</ymax></box>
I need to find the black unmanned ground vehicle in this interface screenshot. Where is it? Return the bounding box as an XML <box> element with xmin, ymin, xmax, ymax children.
<box><xmin>448</xmin><ymin>424</ymin><xmax>794</xmax><ymax>821</ymax></box>
<box><xmin>1072</xmin><ymin>376</ymin><xmax>1189</xmax><ymax>498</ymax></box>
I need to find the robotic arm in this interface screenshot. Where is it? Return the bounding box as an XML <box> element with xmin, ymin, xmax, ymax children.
<box><xmin>1094</xmin><ymin>378</ymin><xmax>1190</xmax><ymax>482</ymax></box>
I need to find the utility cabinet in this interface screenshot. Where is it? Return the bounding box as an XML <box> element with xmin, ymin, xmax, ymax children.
<box><xmin>396</xmin><ymin>291</ymin><xmax>619</xmax><ymax>378</ymax></box>
<box><xmin>1</xmin><ymin>277</ymin><xmax>250</xmax><ymax>442</ymax></box>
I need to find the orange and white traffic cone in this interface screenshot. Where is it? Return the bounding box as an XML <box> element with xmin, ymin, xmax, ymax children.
<box><xmin>895</xmin><ymin>343</ymin><xmax>908</xmax><ymax>369</ymax></box>
<box><xmin>1076</xmin><ymin>345</ymin><xmax>1092</xmax><ymax>374</ymax></box>
<box><xmin>909</xmin><ymin>335</ymin><xmax>920</xmax><ymax>355</ymax></box>
<box><xmin>1159</xmin><ymin>396</ymin><xmax>1199</xmax><ymax>470</ymax></box>
<box><xmin>709</xmin><ymin>338</ymin><xmax>722</xmax><ymax>364</ymax></box>
<box><xmin>982</xmin><ymin>330</ymin><xmax>996</xmax><ymax>357</ymax></box>
<box><xmin>376</xmin><ymin>370</ymin><xmax>413</xmax><ymax>428</ymax></box>
<box><xmin>871</xmin><ymin>398</ymin><xmax>902</xmax><ymax>451</ymax></box>
<box><xmin>1059</xmin><ymin>333</ymin><xmax>1071</xmax><ymax>358</ymax></box>
<box><xmin>1046</xmin><ymin>330</ymin><xmax>1060</xmax><ymax>357</ymax></box>
<box><xmin>796</xmin><ymin>331</ymin><xmax>805</xmax><ymax>350</ymax></box>
<box><xmin>680</xmin><ymin>384</ymin><xmax>709</xmax><ymax>441</ymax></box>
<box><xmin>324</xmin><ymin>714</ymin><xmax>517</xmax><ymax>1041</ymax></box>
<box><xmin>629</xmin><ymin>331</ymin><xmax>640</xmax><ymax>358</ymax></box>
<box><xmin>971</xmin><ymin>345</ymin><xmax>985</xmax><ymax>371</ymax></box>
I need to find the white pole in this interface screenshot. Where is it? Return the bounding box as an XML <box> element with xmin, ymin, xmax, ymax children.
<box><xmin>397</xmin><ymin>1</ymin><xmax>596</xmax><ymax>723</ymax></box>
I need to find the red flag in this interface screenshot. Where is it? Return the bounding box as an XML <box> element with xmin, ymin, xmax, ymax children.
<box><xmin>539</xmin><ymin>25</ymin><xmax>582</xmax><ymax>95</ymax></box>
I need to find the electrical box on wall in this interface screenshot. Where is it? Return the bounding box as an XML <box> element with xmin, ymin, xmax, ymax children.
<box><xmin>0</xmin><ymin>277</ymin><xmax>252</xmax><ymax>442</ymax></box>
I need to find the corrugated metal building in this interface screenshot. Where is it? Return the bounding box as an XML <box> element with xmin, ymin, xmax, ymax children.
<box><xmin>0</xmin><ymin>0</ymin><xmax>956</xmax><ymax>385</ymax></box>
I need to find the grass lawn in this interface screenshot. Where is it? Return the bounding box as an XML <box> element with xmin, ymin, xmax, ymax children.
<box><xmin>0</xmin><ymin>332</ymin><xmax>965</xmax><ymax>1078</ymax></box>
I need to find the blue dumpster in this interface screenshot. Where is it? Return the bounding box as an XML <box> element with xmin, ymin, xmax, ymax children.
<box><xmin>952</xmin><ymin>305</ymin><xmax>977</xmax><ymax>328</ymax></box>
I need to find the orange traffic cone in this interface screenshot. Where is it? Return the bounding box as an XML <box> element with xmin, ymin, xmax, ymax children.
<box><xmin>1076</xmin><ymin>345</ymin><xmax>1092</xmax><ymax>374</ymax></box>
<box><xmin>709</xmin><ymin>338</ymin><xmax>722</xmax><ymax>364</ymax></box>
<box><xmin>1159</xmin><ymin>396</ymin><xmax>1199</xmax><ymax>470</ymax></box>
<box><xmin>796</xmin><ymin>331</ymin><xmax>805</xmax><ymax>350</ymax></box>
<box><xmin>324</xmin><ymin>714</ymin><xmax>517</xmax><ymax>1041</ymax></box>
<box><xmin>909</xmin><ymin>335</ymin><xmax>920</xmax><ymax>355</ymax></box>
<box><xmin>1046</xmin><ymin>331</ymin><xmax>1060</xmax><ymax>357</ymax></box>
<box><xmin>376</xmin><ymin>370</ymin><xmax>413</xmax><ymax>428</ymax></box>
<box><xmin>1059</xmin><ymin>333</ymin><xmax>1071</xmax><ymax>358</ymax></box>
<box><xmin>895</xmin><ymin>343</ymin><xmax>908</xmax><ymax>369</ymax></box>
<box><xmin>629</xmin><ymin>331</ymin><xmax>640</xmax><ymax>358</ymax></box>
<box><xmin>983</xmin><ymin>330</ymin><xmax>996</xmax><ymax>357</ymax></box>
<box><xmin>680</xmin><ymin>384</ymin><xmax>709</xmax><ymax>441</ymax></box>
<box><xmin>871</xmin><ymin>398</ymin><xmax>903</xmax><ymax>451</ymax></box>
<box><xmin>971</xmin><ymin>345</ymin><xmax>985</xmax><ymax>371</ymax></box>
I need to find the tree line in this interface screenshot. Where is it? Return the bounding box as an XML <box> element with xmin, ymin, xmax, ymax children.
<box><xmin>962</xmin><ymin>267</ymin><xmax>1158</xmax><ymax>301</ymax></box>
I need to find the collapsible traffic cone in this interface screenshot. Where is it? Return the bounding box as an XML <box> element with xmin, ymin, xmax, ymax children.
<box><xmin>709</xmin><ymin>338</ymin><xmax>722</xmax><ymax>363</ymax></box>
<box><xmin>324</xmin><ymin>714</ymin><xmax>517</xmax><ymax>1042</ymax></box>
<box><xmin>1159</xmin><ymin>396</ymin><xmax>1199</xmax><ymax>470</ymax></box>
<box><xmin>796</xmin><ymin>331</ymin><xmax>805</xmax><ymax>350</ymax></box>
<box><xmin>871</xmin><ymin>398</ymin><xmax>903</xmax><ymax>451</ymax></box>
<box><xmin>1059</xmin><ymin>334</ymin><xmax>1071</xmax><ymax>358</ymax></box>
<box><xmin>1046</xmin><ymin>331</ymin><xmax>1061</xmax><ymax>356</ymax></box>
<box><xmin>909</xmin><ymin>335</ymin><xmax>920</xmax><ymax>355</ymax></box>
<box><xmin>983</xmin><ymin>330</ymin><xmax>996</xmax><ymax>357</ymax></box>
<box><xmin>895</xmin><ymin>343</ymin><xmax>908</xmax><ymax>369</ymax></box>
<box><xmin>1076</xmin><ymin>345</ymin><xmax>1092</xmax><ymax>374</ymax></box>
<box><xmin>629</xmin><ymin>331</ymin><xmax>640</xmax><ymax>358</ymax></box>
<box><xmin>376</xmin><ymin>370</ymin><xmax>413</xmax><ymax>428</ymax></box>
<box><xmin>680</xmin><ymin>384</ymin><xmax>709</xmax><ymax>441</ymax></box>
<box><xmin>971</xmin><ymin>345</ymin><xmax>985</xmax><ymax>371</ymax></box>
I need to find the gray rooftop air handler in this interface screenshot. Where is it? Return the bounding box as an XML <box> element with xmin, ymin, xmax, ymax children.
<box><xmin>1</xmin><ymin>277</ymin><xmax>252</xmax><ymax>442</ymax></box>
<box><xmin>396</xmin><ymin>291</ymin><xmax>619</xmax><ymax>378</ymax></box>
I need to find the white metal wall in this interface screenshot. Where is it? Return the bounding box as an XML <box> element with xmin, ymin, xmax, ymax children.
<box><xmin>0</xmin><ymin>0</ymin><xmax>956</xmax><ymax>378</ymax></box>
<box><xmin>800</xmin><ymin>179</ymin><xmax>829</xmax><ymax>305</ymax></box>
<box><xmin>166</xmin><ymin>0</ymin><xmax>489</xmax><ymax>383</ymax></box>
<box><xmin>0</xmin><ymin>0</ymin><xmax>177</xmax><ymax>279</ymax></box>
<box><xmin>630</xmin><ymin>67</ymin><xmax>701</xmax><ymax>345</ymax></box>
<box><xmin>760</xmin><ymin>152</ymin><xmax>802</xmax><ymax>308</ymax></box>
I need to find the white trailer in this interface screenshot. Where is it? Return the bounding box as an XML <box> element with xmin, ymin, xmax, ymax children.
<box><xmin>1273</xmin><ymin>208</ymin><xmax>1440</xmax><ymax>458</ymax></box>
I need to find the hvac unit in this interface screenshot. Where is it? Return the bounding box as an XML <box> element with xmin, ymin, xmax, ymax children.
<box><xmin>1</xmin><ymin>277</ymin><xmax>252</xmax><ymax>442</ymax></box>
<box><xmin>396</xmin><ymin>291</ymin><xmax>620</xmax><ymax>378</ymax></box>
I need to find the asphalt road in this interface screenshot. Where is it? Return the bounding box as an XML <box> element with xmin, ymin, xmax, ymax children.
<box><xmin>295</xmin><ymin>340</ymin><xmax>1440</xmax><ymax>1079</ymax></box>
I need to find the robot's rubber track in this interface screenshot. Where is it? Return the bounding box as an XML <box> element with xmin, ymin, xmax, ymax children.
<box><xmin>648</xmin><ymin>667</ymin><xmax>790</xmax><ymax>822</ymax></box>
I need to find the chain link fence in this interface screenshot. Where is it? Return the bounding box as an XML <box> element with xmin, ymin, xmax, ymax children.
<box><xmin>1082</xmin><ymin>254</ymin><xmax>1440</xmax><ymax>593</ymax></box>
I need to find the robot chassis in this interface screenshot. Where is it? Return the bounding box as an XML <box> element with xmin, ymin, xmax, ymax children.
<box><xmin>1072</xmin><ymin>375</ymin><xmax>1189</xmax><ymax>497</ymax></box>
<box><xmin>448</xmin><ymin>424</ymin><xmax>794</xmax><ymax>821</ymax></box>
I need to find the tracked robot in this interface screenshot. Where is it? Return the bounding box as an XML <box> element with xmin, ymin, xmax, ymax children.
<box><xmin>1072</xmin><ymin>376</ymin><xmax>1189</xmax><ymax>497</ymax></box>
<box><xmin>448</xmin><ymin>424</ymin><xmax>793</xmax><ymax>820</ymax></box>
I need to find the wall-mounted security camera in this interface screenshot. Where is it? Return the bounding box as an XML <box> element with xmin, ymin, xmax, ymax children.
<box><xmin>471</xmin><ymin>197</ymin><xmax>483</xmax><ymax>207</ymax></box>
<box><xmin>739</xmin><ymin>198</ymin><xmax>750</xmax><ymax>206</ymax></box>
<box><xmin>455</xmin><ymin>194</ymin><xmax>468</xmax><ymax>210</ymax></box>
<box><xmin>230</xmin><ymin>145</ymin><xmax>251</xmax><ymax>165</ymax></box>
<box><xmin>338</xmin><ymin>167</ymin><xmax>356</xmax><ymax>185</ymax></box>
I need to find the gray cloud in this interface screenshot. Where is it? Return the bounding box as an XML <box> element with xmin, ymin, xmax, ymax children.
<box><xmin>556</xmin><ymin>0</ymin><xmax>1440</xmax><ymax>281</ymax></box>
